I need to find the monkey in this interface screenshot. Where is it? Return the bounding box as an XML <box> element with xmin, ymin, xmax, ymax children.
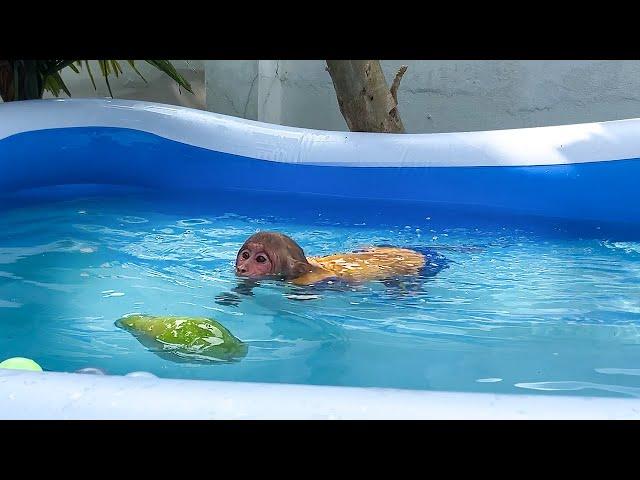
<box><xmin>234</xmin><ymin>231</ymin><xmax>434</xmax><ymax>285</ymax></box>
<box><xmin>212</xmin><ymin>231</ymin><xmax>449</xmax><ymax>307</ymax></box>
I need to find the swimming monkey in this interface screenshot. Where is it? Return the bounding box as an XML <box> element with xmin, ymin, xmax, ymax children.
<box><xmin>235</xmin><ymin>231</ymin><xmax>429</xmax><ymax>284</ymax></box>
<box><xmin>215</xmin><ymin>231</ymin><xmax>448</xmax><ymax>306</ymax></box>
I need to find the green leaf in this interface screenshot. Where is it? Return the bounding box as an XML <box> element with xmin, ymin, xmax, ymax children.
<box><xmin>143</xmin><ymin>60</ymin><xmax>193</xmax><ymax>93</ymax></box>
<box><xmin>104</xmin><ymin>76</ymin><xmax>113</xmax><ymax>97</ymax></box>
<box><xmin>46</xmin><ymin>60</ymin><xmax>77</xmax><ymax>77</ymax></box>
<box><xmin>126</xmin><ymin>60</ymin><xmax>147</xmax><ymax>83</ymax></box>
<box><xmin>84</xmin><ymin>60</ymin><xmax>97</xmax><ymax>91</ymax></box>
<box><xmin>43</xmin><ymin>68</ymin><xmax>63</xmax><ymax>97</ymax></box>
<box><xmin>103</xmin><ymin>72</ymin><xmax>113</xmax><ymax>98</ymax></box>
<box><xmin>51</xmin><ymin>71</ymin><xmax>71</xmax><ymax>97</ymax></box>
<box><xmin>43</xmin><ymin>69</ymin><xmax>72</xmax><ymax>98</ymax></box>
<box><xmin>97</xmin><ymin>60</ymin><xmax>114</xmax><ymax>97</ymax></box>
<box><xmin>43</xmin><ymin>75</ymin><xmax>61</xmax><ymax>97</ymax></box>
<box><xmin>98</xmin><ymin>60</ymin><xmax>108</xmax><ymax>77</ymax></box>
<box><xmin>7</xmin><ymin>59</ymin><xmax>194</xmax><ymax>100</ymax></box>
<box><xmin>110</xmin><ymin>60</ymin><xmax>121</xmax><ymax>78</ymax></box>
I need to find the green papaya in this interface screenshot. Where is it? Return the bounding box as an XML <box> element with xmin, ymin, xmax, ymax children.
<box><xmin>116</xmin><ymin>314</ymin><xmax>248</xmax><ymax>363</ymax></box>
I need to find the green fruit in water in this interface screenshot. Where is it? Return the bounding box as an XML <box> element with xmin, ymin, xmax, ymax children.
<box><xmin>0</xmin><ymin>357</ymin><xmax>43</xmax><ymax>372</ymax></box>
<box><xmin>116</xmin><ymin>314</ymin><xmax>248</xmax><ymax>363</ymax></box>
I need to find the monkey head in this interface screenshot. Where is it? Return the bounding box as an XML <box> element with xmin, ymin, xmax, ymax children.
<box><xmin>235</xmin><ymin>232</ymin><xmax>312</xmax><ymax>280</ymax></box>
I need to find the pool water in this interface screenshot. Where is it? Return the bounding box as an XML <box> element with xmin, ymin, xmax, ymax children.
<box><xmin>2</xmin><ymin>186</ymin><xmax>640</xmax><ymax>398</ymax></box>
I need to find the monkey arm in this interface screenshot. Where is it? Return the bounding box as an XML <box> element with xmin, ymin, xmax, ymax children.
<box><xmin>214</xmin><ymin>279</ymin><xmax>259</xmax><ymax>307</ymax></box>
<box><xmin>232</xmin><ymin>278</ymin><xmax>259</xmax><ymax>296</ymax></box>
<box><xmin>290</xmin><ymin>267</ymin><xmax>338</xmax><ymax>286</ymax></box>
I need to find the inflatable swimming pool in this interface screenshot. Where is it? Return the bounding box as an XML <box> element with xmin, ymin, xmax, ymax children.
<box><xmin>1</xmin><ymin>98</ymin><xmax>640</xmax><ymax>419</ymax></box>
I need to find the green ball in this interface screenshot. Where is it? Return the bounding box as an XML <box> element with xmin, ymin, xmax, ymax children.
<box><xmin>0</xmin><ymin>357</ymin><xmax>43</xmax><ymax>372</ymax></box>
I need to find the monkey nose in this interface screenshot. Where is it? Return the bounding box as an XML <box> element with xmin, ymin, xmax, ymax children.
<box><xmin>236</xmin><ymin>266</ymin><xmax>247</xmax><ymax>274</ymax></box>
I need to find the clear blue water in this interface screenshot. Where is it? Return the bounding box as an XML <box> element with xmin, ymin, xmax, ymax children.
<box><xmin>2</xmin><ymin>187</ymin><xmax>640</xmax><ymax>398</ymax></box>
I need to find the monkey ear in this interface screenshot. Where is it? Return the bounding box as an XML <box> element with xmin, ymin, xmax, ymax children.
<box><xmin>288</xmin><ymin>259</ymin><xmax>311</xmax><ymax>279</ymax></box>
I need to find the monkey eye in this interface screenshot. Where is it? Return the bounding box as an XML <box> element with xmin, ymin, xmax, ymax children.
<box><xmin>242</xmin><ymin>251</ymin><xmax>250</xmax><ymax>260</ymax></box>
<box><xmin>256</xmin><ymin>255</ymin><xmax>267</xmax><ymax>263</ymax></box>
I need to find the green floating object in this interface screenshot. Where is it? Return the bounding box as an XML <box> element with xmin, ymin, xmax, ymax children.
<box><xmin>0</xmin><ymin>357</ymin><xmax>43</xmax><ymax>372</ymax></box>
<box><xmin>116</xmin><ymin>314</ymin><xmax>248</xmax><ymax>363</ymax></box>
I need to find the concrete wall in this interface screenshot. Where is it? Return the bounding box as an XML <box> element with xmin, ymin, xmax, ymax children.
<box><xmin>6</xmin><ymin>60</ymin><xmax>640</xmax><ymax>133</ymax></box>
<box><xmin>205</xmin><ymin>60</ymin><xmax>640</xmax><ymax>133</ymax></box>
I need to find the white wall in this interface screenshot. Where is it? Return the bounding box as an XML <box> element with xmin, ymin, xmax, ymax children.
<box><xmin>205</xmin><ymin>60</ymin><xmax>258</xmax><ymax>119</ymax></box>
<box><xmin>205</xmin><ymin>60</ymin><xmax>640</xmax><ymax>133</ymax></box>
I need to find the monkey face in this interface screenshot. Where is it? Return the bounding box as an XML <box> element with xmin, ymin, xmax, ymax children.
<box><xmin>235</xmin><ymin>232</ymin><xmax>312</xmax><ymax>280</ymax></box>
<box><xmin>236</xmin><ymin>242</ymin><xmax>274</xmax><ymax>278</ymax></box>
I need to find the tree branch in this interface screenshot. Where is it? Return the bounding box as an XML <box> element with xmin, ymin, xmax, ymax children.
<box><xmin>390</xmin><ymin>65</ymin><xmax>408</xmax><ymax>104</ymax></box>
<box><xmin>326</xmin><ymin>60</ymin><xmax>405</xmax><ymax>133</ymax></box>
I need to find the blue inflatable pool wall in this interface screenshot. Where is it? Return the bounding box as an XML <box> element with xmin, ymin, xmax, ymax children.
<box><xmin>2</xmin><ymin>98</ymin><xmax>640</xmax><ymax>419</ymax></box>
<box><xmin>2</xmin><ymin>99</ymin><xmax>640</xmax><ymax>224</ymax></box>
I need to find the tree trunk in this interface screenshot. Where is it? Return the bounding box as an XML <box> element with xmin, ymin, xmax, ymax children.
<box><xmin>0</xmin><ymin>60</ymin><xmax>46</xmax><ymax>102</ymax></box>
<box><xmin>326</xmin><ymin>60</ymin><xmax>407</xmax><ymax>133</ymax></box>
<box><xmin>0</xmin><ymin>60</ymin><xmax>15</xmax><ymax>102</ymax></box>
